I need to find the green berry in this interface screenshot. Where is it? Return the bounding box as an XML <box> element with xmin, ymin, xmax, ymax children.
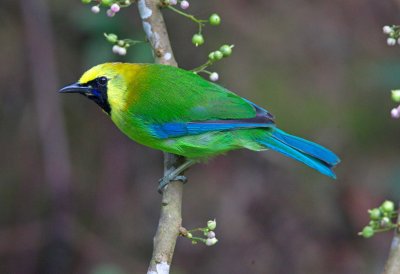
<box><xmin>392</xmin><ymin>90</ymin><xmax>400</xmax><ymax>103</ymax></box>
<box><xmin>105</xmin><ymin>33</ymin><xmax>118</xmax><ymax>43</ymax></box>
<box><xmin>219</xmin><ymin>45</ymin><xmax>232</xmax><ymax>57</ymax></box>
<box><xmin>101</xmin><ymin>0</ymin><xmax>113</xmax><ymax>6</ymax></box>
<box><xmin>369</xmin><ymin>220</ymin><xmax>379</xmax><ymax>228</ymax></box>
<box><xmin>192</xmin><ymin>34</ymin><xmax>204</xmax><ymax>46</ymax></box>
<box><xmin>213</xmin><ymin>51</ymin><xmax>223</xmax><ymax>60</ymax></box>
<box><xmin>118</xmin><ymin>40</ymin><xmax>125</xmax><ymax>47</ymax></box>
<box><xmin>368</xmin><ymin>208</ymin><xmax>381</xmax><ymax>220</ymax></box>
<box><xmin>82</xmin><ymin>0</ymin><xmax>91</xmax><ymax>4</ymax></box>
<box><xmin>208</xmin><ymin>52</ymin><xmax>216</xmax><ymax>61</ymax></box>
<box><xmin>361</xmin><ymin>226</ymin><xmax>374</xmax><ymax>238</ymax></box>
<box><xmin>381</xmin><ymin>200</ymin><xmax>395</xmax><ymax>214</ymax></box>
<box><xmin>207</xmin><ymin>219</ymin><xmax>217</xmax><ymax>230</ymax></box>
<box><xmin>209</xmin><ymin>13</ymin><xmax>221</xmax><ymax>26</ymax></box>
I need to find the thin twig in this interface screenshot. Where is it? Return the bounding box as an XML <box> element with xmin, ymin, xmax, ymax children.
<box><xmin>137</xmin><ymin>0</ymin><xmax>185</xmax><ymax>273</ymax></box>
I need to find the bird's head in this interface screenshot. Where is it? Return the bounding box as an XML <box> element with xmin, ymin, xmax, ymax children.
<box><xmin>59</xmin><ymin>63</ymin><xmax>134</xmax><ymax>115</ymax></box>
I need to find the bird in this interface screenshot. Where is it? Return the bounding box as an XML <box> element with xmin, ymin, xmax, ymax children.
<box><xmin>59</xmin><ymin>63</ymin><xmax>340</xmax><ymax>191</ymax></box>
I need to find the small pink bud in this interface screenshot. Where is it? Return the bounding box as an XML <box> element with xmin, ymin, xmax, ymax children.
<box><xmin>209</xmin><ymin>72</ymin><xmax>219</xmax><ymax>82</ymax></box>
<box><xmin>106</xmin><ymin>9</ymin><xmax>115</xmax><ymax>17</ymax></box>
<box><xmin>387</xmin><ymin>37</ymin><xmax>396</xmax><ymax>46</ymax></box>
<box><xmin>112</xmin><ymin>45</ymin><xmax>120</xmax><ymax>54</ymax></box>
<box><xmin>91</xmin><ymin>5</ymin><xmax>100</xmax><ymax>13</ymax></box>
<box><xmin>110</xmin><ymin>3</ymin><xmax>120</xmax><ymax>12</ymax></box>
<box><xmin>383</xmin><ymin>26</ymin><xmax>393</xmax><ymax>34</ymax></box>
<box><xmin>117</xmin><ymin>47</ymin><xmax>127</xmax><ymax>56</ymax></box>
<box><xmin>180</xmin><ymin>0</ymin><xmax>189</xmax><ymax>9</ymax></box>
<box><xmin>169</xmin><ymin>0</ymin><xmax>177</xmax><ymax>5</ymax></box>
<box><xmin>391</xmin><ymin>107</ymin><xmax>400</xmax><ymax>119</ymax></box>
<box><xmin>205</xmin><ymin>237</ymin><xmax>218</xmax><ymax>246</ymax></box>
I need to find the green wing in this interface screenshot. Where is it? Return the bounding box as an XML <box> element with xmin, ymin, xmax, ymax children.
<box><xmin>131</xmin><ymin>64</ymin><xmax>273</xmax><ymax>126</ymax></box>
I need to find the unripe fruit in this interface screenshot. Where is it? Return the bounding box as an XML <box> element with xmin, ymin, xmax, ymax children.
<box><xmin>213</xmin><ymin>51</ymin><xmax>223</xmax><ymax>60</ymax></box>
<box><xmin>192</xmin><ymin>34</ymin><xmax>204</xmax><ymax>46</ymax></box>
<box><xmin>361</xmin><ymin>226</ymin><xmax>374</xmax><ymax>238</ymax></box>
<box><xmin>101</xmin><ymin>0</ymin><xmax>113</xmax><ymax>6</ymax></box>
<box><xmin>209</xmin><ymin>13</ymin><xmax>221</xmax><ymax>26</ymax></box>
<box><xmin>392</xmin><ymin>90</ymin><xmax>400</xmax><ymax>103</ymax></box>
<box><xmin>368</xmin><ymin>208</ymin><xmax>381</xmax><ymax>220</ymax></box>
<box><xmin>207</xmin><ymin>219</ymin><xmax>217</xmax><ymax>230</ymax></box>
<box><xmin>219</xmin><ymin>45</ymin><xmax>232</xmax><ymax>57</ymax></box>
<box><xmin>106</xmin><ymin>33</ymin><xmax>118</xmax><ymax>43</ymax></box>
<box><xmin>381</xmin><ymin>200</ymin><xmax>395</xmax><ymax>213</ymax></box>
<box><xmin>208</xmin><ymin>52</ymin><xmax>216</xmax><ymax>61</ymax></box>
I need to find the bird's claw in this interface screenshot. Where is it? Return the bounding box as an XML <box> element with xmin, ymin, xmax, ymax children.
<box><xmin>158</xmin><ymin>175</ymin><xmax>187</xmax><ymax>194</ymax></box>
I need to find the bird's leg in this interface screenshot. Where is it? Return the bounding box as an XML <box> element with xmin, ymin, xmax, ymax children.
<box><xmin>158</xmin><ymin>159</ymin><xmax>197</xmax><ymax>193</ymax></box>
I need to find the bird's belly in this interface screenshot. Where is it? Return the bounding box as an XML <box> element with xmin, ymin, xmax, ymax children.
<box><xmin>159</xmin><ymin>131</ymin><xmax>267</xmax><ymax>159</ymax></box>
<box><xmin>156</xmin><ymin>132</ymin><xmax>238</xmax><ymax>159</ymax></box>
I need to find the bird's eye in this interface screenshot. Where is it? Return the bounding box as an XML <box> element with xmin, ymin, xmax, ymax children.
<box><xmin>97</xmin><ymin>76</ymin><xmax>108</xmax><ymax>86</ymax></box>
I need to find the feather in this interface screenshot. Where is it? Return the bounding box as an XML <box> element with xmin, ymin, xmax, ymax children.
<box><xmin>271</xmin><ymin>129</ymin><xmax>340</xmax><ymax>167</ymax></box>
<box><xmin>151</xmin><ymin>119</ymin><xmax>275</xmax><ymax>139</ymax></box>
<box><xmin>258</xmin><ymin>135</ymin><xmax>337</xmax><ymax>179</ymax></box>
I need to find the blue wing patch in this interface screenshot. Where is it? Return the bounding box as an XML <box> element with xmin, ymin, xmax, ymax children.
<box><xmin>151</xmin><ymin>97</ymin><xmax>276</xmax><ymax>139</ymax></box>
<box><xmin>152</xmin><ymin>120</ymin><xmax>275</xmax><ymax>139</ymax></box>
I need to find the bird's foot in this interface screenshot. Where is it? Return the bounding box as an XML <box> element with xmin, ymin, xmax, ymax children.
<box><xmin>158</xmin><ymin>174</ymin><xmax>187</xmax><ymax>194</ymax></box>
<box><xmin>157</xmin><ymin>159</ymin><xmax>196</xmax><ymax>194</ymax></box>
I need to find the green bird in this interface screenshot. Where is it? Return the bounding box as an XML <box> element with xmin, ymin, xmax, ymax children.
<box><xmin>59</xmin><ymin>63</ymin><xmax>340</xmax><ymax>190</ymax></box>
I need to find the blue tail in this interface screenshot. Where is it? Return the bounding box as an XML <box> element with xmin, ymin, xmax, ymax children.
<box><xmin>258</xmin><ymin>128</ymin><xmax>340</xmax><ymax>178</ymax></box>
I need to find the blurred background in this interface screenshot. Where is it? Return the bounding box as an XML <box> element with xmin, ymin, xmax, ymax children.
<box><xmin>1</xmin><ymin>0</ymin><xmax>400</xmax><ymax>273</ymax></box>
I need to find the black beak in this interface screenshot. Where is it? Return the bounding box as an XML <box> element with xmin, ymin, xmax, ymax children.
<box><xmin>59</xmin><ymin>82</ymin><xmax>92</xmax><ymax>94</ymax></box>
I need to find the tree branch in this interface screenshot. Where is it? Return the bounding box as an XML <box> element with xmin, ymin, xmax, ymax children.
<box><xmin>137</xmin><ymin>1</ymin><xmax>185</xmax><ymax>273</ymax></box>
<box><xmin>382</xmin><ymin>204</ymin><xmax>400</xmax><ymax>274</ymax></box>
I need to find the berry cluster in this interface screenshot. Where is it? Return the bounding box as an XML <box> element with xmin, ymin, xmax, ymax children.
<box><xmin>160</xmin><ymin>1</ymin><xmax>233</xmax><ymax>82</ymax></box>
<box><xmin>180</xmin><ymin>219</ymin><xmax>218</xmax><ymax>246</ymax></box>
<box><xmin>81</xmin><ymin>0</ymin><xmax>133</xmax><ymax>16</ymax></box>
<box><xmin>190</xmin><ymin>14</ymin><xmax>221</xmax><ymax>46</ymax></box>
<box><xmin>163</xmin><ymin>0</ymin><xmax>189</xmax><ymax>9</ymax></box>
<box><xmin>382</xmin><ymin>25</ymin><xmax>400</xmax><ymax>119</ymax></box>
<box><xmin>359</xmin><ymin>200</ymin><xmax>398</xmax><ymax>238</ymax></box>
<box><xmin>162</xmin><ymin>1</ymin><xmax>221</xmax><ymax>47</ymax></box>
<box><xmin>383</xmin><ymin>25</ymin><xmax>400</xmax><ymax>46</ymax></box>
<box><xmin>192</xmin><ymin>44</ymin><xmax>234</xmax><ymax>82</ymax></box>
<box><xmin>391</xmin><ymin>90</ymin><xmax>400</xmax><ymax>119</ymax></box>
<box><xmin>82</xmin><ymin>0</ymin><xmax>233</xmax><ymax>81</ymax></box>
<box><xmin>104</xmin><ymin>33</ymin><xmax>144</xmax><ymax>56</ymax></box>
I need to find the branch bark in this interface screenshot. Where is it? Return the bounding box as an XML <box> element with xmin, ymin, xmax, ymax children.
<box><xmin>382</xmin><ymin>205</ymin><xmax>400</xmax><ymax>274</ymax></box>
<box><xmin>137</xmin><ymin>1</ymin><xmax>185</xmax><ymax>273</ymax></box>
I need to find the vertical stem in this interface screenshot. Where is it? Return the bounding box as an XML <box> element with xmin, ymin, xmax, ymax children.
<box><xmin>137</xmin><ymin>1</ymin><xmax>185</xmax><ymax>273</ymax></box>
<box><xmin>382</xmin><ymin>205</ymin><xmax>400</xmax><ymax>274</ymax></box>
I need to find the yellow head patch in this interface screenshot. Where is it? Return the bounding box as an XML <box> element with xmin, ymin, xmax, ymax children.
<box><xmin>78</xmin><ymin>63</ymin><xmax>142</xmax><ymax>112</ymax></box>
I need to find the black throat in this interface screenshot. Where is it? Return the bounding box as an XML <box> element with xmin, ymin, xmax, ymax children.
<box><xmin>83</xmin><ymin>78</ymin><xmax>111</xmax><ymax>115</ymax></box>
